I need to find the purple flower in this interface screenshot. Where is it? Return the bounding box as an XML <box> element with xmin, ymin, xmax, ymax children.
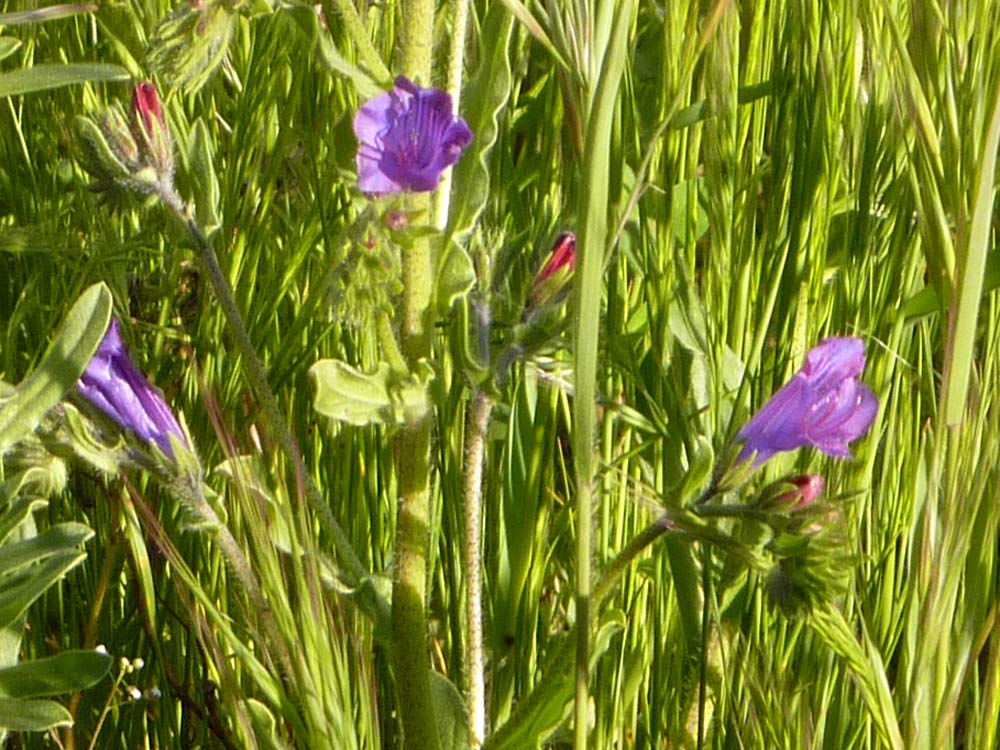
<box><xmin>738</xmin><ymin>337</ymin><xmax>878</xmax><ymax>467</ymax></box>
<box><xmin>77</xmin><ymin>319</ymin><xmax>187</xmax><ymax>458</ymax></box>
<box><xmin>354</xmin><ymin>76</ymin><xmax>473</xmax><ymax>194</ymax></box>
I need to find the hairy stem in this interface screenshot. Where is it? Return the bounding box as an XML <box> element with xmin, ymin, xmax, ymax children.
<box><xmin>158</xmin><ymin>188</ymin><xmax>371</xmax><ymax>593</ymax></box>
<box><xmin>463</xmin><ymin>390</ymin><xmax>493</xmax><ymax>745</ymax></box>
<box><xmin>387</xmin><ymin>72</ymin><xmax>439</xmax><ymax>749</ymax></box>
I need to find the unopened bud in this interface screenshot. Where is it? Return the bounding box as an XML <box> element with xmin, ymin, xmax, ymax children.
<box><xmin>132</xmin><ymin>83</ymin><xmax>164</xmax><ymax>135</ymax></box>
<box><xmin>530</xmin><ymin>232</ymin><xmax>576</xmax><ymax>308</ymax></box>
<box><xmin>756</xmin><ymin>473</ymin><xmax>825</xmax><ymax>513</ymax></box>
<box><xmin>131</xmin><ymin>82</ymin><xmax>174</xmax><ymax>179</ymax></box>
<box><xmin>103</xmin><ymin>107</ymin><xmax>140</xmax><ymax>169</ymax></box>
<box><xmin>76</xmin><ymin>83</ymin><xmax>176</xmax><ymax>202</ymax></box>
<box><xmin>385</xmin><ymin>210</ymin><xmax>409</xmax><ymax>232</ymax></box>
<box><xmin>775</xmin><ymin>474</ymin><xmax>825</xmax><ymax>510</ymax></box>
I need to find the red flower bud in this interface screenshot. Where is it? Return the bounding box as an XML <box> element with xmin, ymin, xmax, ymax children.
<box><xmin>129</xmin><ymin>82</ymin><xmax>173</xmax><ymax>180</ymax></box>
<box><xmin>530</xmin><ymin>232</ymin><xmax>576</xmax><ymax>307</ymax></box>
<box><xmin>774</xmin><ymin>474</ymin><xmax>825</xmax><ymax>509</ymax></box>
<box><xmin>132</xmin><ymin>82</ymin><xmax>165</xmax><ymax>137</ymax></box>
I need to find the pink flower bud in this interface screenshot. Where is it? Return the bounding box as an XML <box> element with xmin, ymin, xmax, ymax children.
<box><xmin>530</xmin><ymin>232</ymin><xmax>576</xmax><ymax>307</ymax></box>
<box><xmin>774</xmin><ymin>474</ymin><xmax>825</xmax><ymax>509</ymax></box>
<box><xmin>129</xmin><ymin>82</ymin><xmax>173</xmax><ymax>179</ymax></box>
<box><xmin>132</xmin><ymin>82</ymin><xmax>165</xmax><ymax>137</ymax></box>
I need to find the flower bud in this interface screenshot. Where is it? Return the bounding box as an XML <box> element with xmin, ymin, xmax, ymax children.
<box><xmin>530</xmin><ymin>232</ymin><xmax>576</xmax><ymax>308</ymax></box>
<box><xmin>131</xmin><ymin>82</ymin><xmax>174</xmax><ymax>179</ymax></box>
<box><xmin>773</xmin><ymin>474</ymin><xmax>825</xmax><ymax>509</ymax></box>
<box><xmin>103</xmin><ymin>107</ymin><xmax>141</xmax><ymax>170</ymax></box>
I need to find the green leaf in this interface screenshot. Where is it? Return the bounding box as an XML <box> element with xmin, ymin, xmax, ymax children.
<box><xmin>434</xmin><ymin>239</ymin><xmax>475</xmax><ymax>315</ymax></box>
<box><xmin>303</xmin><ymin>8</ymin><xmax>381</xmax><ymax>99</ymax></box>
<box><xmin>0</xmin><ymin>552</ymin><xmax>88</xmax><ymax>630</ymax></box>
<box><xmin>0</xmin><ymin>697</ymin><xmax>72</xmax><ymax>732</ymax></box>
<box><xmin>245</xmin><ymin>698</ymin><xmax>293</xmax><ymax>750</ymax></box>
<box><xmin>677</xmin><ymin>435</ymin><xmax>714</xmax><ymax>505</ymax></box>
<box><xmin>0</xmin><ymin>282</ymin><xmax>111</xmax><ymax>452</ymax></box>
<box><xmin>495</xmin><ymin>0</ymin><xmax>569</xmax><ymax>71</ymax></box>
<box><xmin>444</xmin><ymin>4</ymin><xmax>515</xmax><ymax>246</ymax></box>
<box><xmin>429</xmin><ymin>672</ymin><xmax>470</xmax><ymax>750</ymax></box>
<box><xmin>310</xmin><ymin>360</ymin><xmax>431</xmax><ymax>427</ymax></box>
<box><xmin>0</xmin><ymin>38</ymin><xmax>21</xmax><ymax>63</ymax></box>
<box><xmin>943</xmin><ymin>78</ymin><xmax>1000</xmax><ymax>425</ymax></box>
<box><xmin>0</xmin><ymin>494</ymin><xmax>47</xmax><ymax>549</ymax></box>
<box><xmin>0</xmin><ymin>63</ymin><xmax>128</xmax><ymax>97</ymax></box>
<box><xmin>0</xmin><ymin>523</ymin><xmax>93</xmax><ymax>577</ymax></box>
<box><xmin>0</xmin><ymin>650</ymin><xmax>111</xmax><ymax>699</ymax></box>
<box><xmin>0</xmin><ymin>4</ymin><xmax>98</xmax><ymax>26</ymax></box>
<box><xmin>188</xmin><ymin>118</ymin><xmax>222</xmax><ymax>237</ymax></box>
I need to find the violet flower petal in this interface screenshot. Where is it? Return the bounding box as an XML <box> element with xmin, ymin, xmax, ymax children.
<box><xmin>353</xmin><ymin>76</ymin><xmax>472</xmax><ymax>195</ymax></box>
<box><xmin>77</xmin><ymin>319</ymin><xmax>186</xmax><ymax>458</ymax></box>
<box><xmin>737</xmin><ymin>336</ymin><xmax>878</xmax><ymax>467</ymax></box>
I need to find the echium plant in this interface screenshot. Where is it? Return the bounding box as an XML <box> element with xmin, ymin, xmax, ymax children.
<box><xmin>313</xmin><ymin>72</ymin><xmax>475</xmax><ymax>750</ymax></box>
<box><xmin>484</xmin><ymin>336</ymin><xmax>879</xmax><ymax>750</ymax></box>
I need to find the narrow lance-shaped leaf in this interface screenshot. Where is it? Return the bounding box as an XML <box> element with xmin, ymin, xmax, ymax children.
<box><xmin>0</xmin><ymin>283</ymin><xmax>112</xmax><ymax>452</ymax></box>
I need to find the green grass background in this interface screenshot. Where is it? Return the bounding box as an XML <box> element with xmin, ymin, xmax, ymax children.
<box><xmin>1</xmin><ymin>0</ymin><xmax>999</xmax><ymax>748</ymax></box>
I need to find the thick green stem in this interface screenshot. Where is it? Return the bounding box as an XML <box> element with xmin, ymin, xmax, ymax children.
<box><xmin>402</xmin><ymin>0</ymin><xmax>435</xmax><ymax>83</ymax></box>
<box><xmin>157</xmin><ymin>188</ymin><xmax>371</xmax><ymax>593</ymax></box>
<box><xmin>382</xmin><ymin>0</ymin><xmax>439</xmax><ymax>744</ymax></box>
<box><xmin>392</xmin><ymin>413</ymin><xmax>439</xmax><ymax>750</ymax></box>
<box><xmin>390</xmin><ymin>183</ymin><xmax>440</xmax><ymax>750</ymax></box>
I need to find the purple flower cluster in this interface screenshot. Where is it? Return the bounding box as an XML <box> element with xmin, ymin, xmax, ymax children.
<box><xmin>738</xmin><ymin>337</ymin><xmax>878</xmax><ymax>467</ymax></box>
<box><xmin>354</xmin><ymin>77</ymin><xmax>473</xmax><ymax>194</ymax></box>
<box><xmin>77</xmin><ymin>319</ymin><xmax>186</xmax><ymax>458</ymax></box>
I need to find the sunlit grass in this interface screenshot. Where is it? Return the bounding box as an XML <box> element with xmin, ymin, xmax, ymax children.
<box><xmin>0</xmin><ymin>1</ymin><xmax>998</xmax><ymax>749</ymax></box>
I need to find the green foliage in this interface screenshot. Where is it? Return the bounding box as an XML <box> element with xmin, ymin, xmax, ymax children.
<box><xmin>1</xmin><ymin>1</ymin><xmax>999</xmax><ymax>749</ymax></box>
<box><xmin>0</xmin><ymin>284</ymin><xmax>111</xmax><ymax>453</ymax></box>
<box><xmin>0</xmin><ymin>461</ymin><xmax>103</xmax><ymax>739</ymax></box>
